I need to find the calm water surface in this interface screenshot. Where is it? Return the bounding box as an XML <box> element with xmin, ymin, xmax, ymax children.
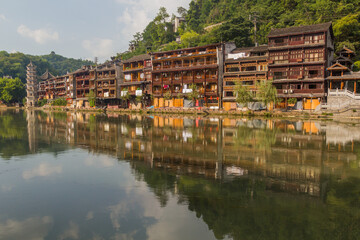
<box><xmin>0</xmin><ymin>110</ymin><xmax>360</xmax><ymax>240</ymax></box>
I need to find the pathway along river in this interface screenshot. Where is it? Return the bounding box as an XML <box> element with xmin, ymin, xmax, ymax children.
<box><xmin>0</xmin><ymin>110</ymin><xmax>359</xmax><ymax>240</ymax></box>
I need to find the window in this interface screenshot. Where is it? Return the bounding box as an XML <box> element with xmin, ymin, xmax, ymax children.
<box><xmin>225</xmin><ymin>91</ymin><xmax>234</xmax><ymax>97</ymax></box>
<box><xmin>227</xmin><ymin>67</ymin><xmax>240</xmax><ymax>72</ymax></box>
<box><xmin>243</xmin><ymin>66</ymin><xmax>256</xmax><ymax>72</ymax></box>
<box><xmin>273</xmin><ymin>71</ymin><xmax>287</xmax><ymax>80</ymax></box>
<box><xmin>305</xmin><ymin>34</ymin><xmax>324</xmax><ymax>44</ymax></box>
<box><xmin>309</xmin><ymin>84</ymin><xmax>317</xmax><ymax>89</ymax></box>
<box><xmin>270</xmin><ymin>51</ymin><xmax>288</xmax><ymax>64</ymax></box>
<box><xmin>304</xmin><ymin>49</ymin><xmax>324</xmax><ymax>62</ymax></box>
<box><xmin>291</xmin><ymin>36</ymin><xmax>302</xmax><ymax>42</ymax></box>
<box><xmin>225</xmin><ymin>81</ymin><xmax>235</xmax><ymax>86</ymax></box>
<box><xmin>289</xmin><ymin>67</ymin><xmax>302</xmax><ymax>77</ymax></box>
<box><xmin>242</xmin><ymin>81</ymin><xmax>254</xmax><ymax>86</ymax></box>
<box><xmin>290</xmin><ymin>50</ymin><xmax>303</xmax><ymax>61</ymax></box>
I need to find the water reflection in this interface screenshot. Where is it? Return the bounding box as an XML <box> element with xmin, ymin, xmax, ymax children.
<box><xmin>0</xmin><ymin>109</ymin><xmax>360</xmax><ymax>239</ymax></box>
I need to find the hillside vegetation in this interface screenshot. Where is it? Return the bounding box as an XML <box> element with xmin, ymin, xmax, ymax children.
<box><xmin>0</xmin><ymin>51</ymin><xmax>93</xmax><ymax>83</ymax></box>
<box><xmin>119</xmin><ymin>0</ymin><xmax>360</xmax><ymax>65</ymax></box>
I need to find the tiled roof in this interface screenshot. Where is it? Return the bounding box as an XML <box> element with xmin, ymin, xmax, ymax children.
<box><xmin>230</xmin><ymin>45</ymin><xmax>268</xmax><ymax>53</ymax></box>
<box><xmin>122</xmin><ymin>54</ymin><xmax>151</xmax><ymax>63</ymax></box>
<box><xmin>268</xmin><ymin>22</ymin><xmax>332</xmax><ymax>37</ymax></box>
<box><xmin>39</xmin><ymin>70</ymin><xmax>55</xmax><ymax>81</ymax></box>
<box><xmin>327</xmin><ymin>72</ymin><xmax>360</xmax><ymax>80</ymax></box>
<box><xmin>226</xmin><ymin>56</ymin><xmax>267</xmax><ymax>63</ymax></box>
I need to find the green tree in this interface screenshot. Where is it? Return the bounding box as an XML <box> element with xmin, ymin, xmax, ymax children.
<box><xmin>87</xmin><ymin>90</ymin><xmax>96</xmax><ymax>107</ymax></box>
<box><xmin>187</xmin><ymin>84</ymin><xmax>200</xmax><ymax>105</ymax></box>
<box><xmin>163</xmin><ymin>90</ymin><xmax>172</xmax><ymax>101</ymax></box>
<box><xmin>0</xmin><ymin>78</ymin><xmax>26</xmax><ymax>104</ymax></box>
<box><xmin>256</xmin><ymin>80</ymin><xmax>278</xmax><ymax>109</ymax></box>
<box><xmin>235</xmin><ymin>83</ymin><xmax>254</xmax><ymax>107</ymax></box>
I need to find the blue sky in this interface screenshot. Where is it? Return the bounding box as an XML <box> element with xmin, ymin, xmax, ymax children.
<box><xmin>0</xmin><ymin>0</ymin><xmax>191</xmax><ymax>62</ymax></box>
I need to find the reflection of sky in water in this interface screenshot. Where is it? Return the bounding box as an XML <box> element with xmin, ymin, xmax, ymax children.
<box><xmin>0</xmin><ymin>149</ymin><xmax>215</xmax><ymax>240</ymax></box>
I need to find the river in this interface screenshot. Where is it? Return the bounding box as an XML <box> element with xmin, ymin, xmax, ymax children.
<box><xmin>0</xmin><ymin>109</ymin><xmax>359</xmax><ymax>240</ymax></box>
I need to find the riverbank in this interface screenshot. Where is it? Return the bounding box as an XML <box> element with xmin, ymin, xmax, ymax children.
<box><xmin>3</xmin><ymin>105</ymin><xmax>360</xmax><ymax>122</ymax></box>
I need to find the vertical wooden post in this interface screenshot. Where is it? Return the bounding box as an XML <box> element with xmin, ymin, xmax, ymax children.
<box><xmin>354</xmin><ymin>81</ymin><xmax>357</xmax><ymax>94</ymax></box>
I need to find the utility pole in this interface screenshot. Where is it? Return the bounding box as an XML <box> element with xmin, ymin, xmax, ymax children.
<box><xmin>250</xmin><ymin>13</ymin><xmax>259</xmax><ymax>47</ymax></box>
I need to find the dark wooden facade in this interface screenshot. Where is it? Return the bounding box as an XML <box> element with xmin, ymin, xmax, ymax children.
<box><xmin>95</xmin><ymin>62</ymin><xmax>121</xmax><ymax>100</ymax></box>
<box><xmin>268</xmin><ymin>22</ymin><xmax>334</xmax><ymax>109</ymax></box>
<box><xmin>151</xmin><ymin>44</ymin><xmax>224</xmax><ymax>107</ymax></box>
<box><xmin>121</xmin><ymin>54</ymin><xmax>152</xmax><ymax>97</ymax></box>
<box><xmin>223</xmin><ymin>45</ymin><xmax>268</xmax><ymax>110</ymax></box>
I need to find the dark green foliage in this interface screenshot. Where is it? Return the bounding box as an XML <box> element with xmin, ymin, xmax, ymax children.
<box><xmin>41</xmin><ymin>51</ymin><xmax>93</xmax><ymax>76</ymax></box>
<box><xmin>288</xmin><ymin>98</ymin><xmax>297</xmax><ymax>105</ymax></box>
<box><xmin>0</xmin><ymin>51</ymin><xmax>93</xmax><ymax>83</ymax></box>
<box><xmin>37</xmin><ymin>99</ymin><xmax>48</xmax><ymax>107</ymax></box>
<box><xmin>87</xmin><ymin>90</ymin><xmax>96</xmax><ymax>107</ymax></box>
<box><xmin>0</xmin><ymin>78</ymin><xmax>26</xmax><ymax>104</ymax></box>
<box><xmin>120</xmin><ymin>0</ymin><xmax>360</xmax><ymax>62</ymax></box>
<box><xmin>51</xmin><ymin>98</ymin><xmax>67</xmax><ymax>106</ymax></box>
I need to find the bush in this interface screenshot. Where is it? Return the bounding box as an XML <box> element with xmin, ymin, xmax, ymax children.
<box><xmin>51</xmin><ymin>98</ymin><xmax>67</xmax><ymax>106</ymax></box>
<box><xmin>288</xmin><ymin>98</ymin><xmax>297</xmax><ymax>105</ymax></box>
<box><xmin>37</xmin><ymin>99</ymin><xmax>48</xmax><ymax>107</ymax></box>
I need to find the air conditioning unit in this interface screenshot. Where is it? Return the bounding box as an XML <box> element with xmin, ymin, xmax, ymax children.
<box><xmin>283</xmin><ymin>90</ymin><xmax>288</xmax><ymax>94</ymax></box>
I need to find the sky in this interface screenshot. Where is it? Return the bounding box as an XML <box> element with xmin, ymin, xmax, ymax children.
<box><xmin>0</xmin><ymin>0</ymin><xmax>191</xmax><ymax>62</ymax></box>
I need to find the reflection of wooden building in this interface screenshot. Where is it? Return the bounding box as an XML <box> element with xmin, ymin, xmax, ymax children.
<box><xmin>32</xmin><ymin>111</ymin><xmax>360</xmax><ymax>196</ymax></box>
<box><xmin>268</xmin><ymin>22</ymin><xmax>334</xmax><ymax>110</ymax></box>
<box><xmin>121</xmin><ymin>54</ymin><xmax>152</xmax><ymax>97</ymax></box>
<box><xmin>223</xmin><ymin>45</ymin><xmax>268</xmax><ymax>110</ymax></box>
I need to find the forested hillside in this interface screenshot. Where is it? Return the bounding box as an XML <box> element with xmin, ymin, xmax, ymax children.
<box><xmin>0</xmin><ymin>51</ymin><xmax>93</xmax><ymax>83</ymax></box>
<box><xmin>119</xmin><ymin>0</ymin><xmax>360</xmax><ymax>64</ymax></box>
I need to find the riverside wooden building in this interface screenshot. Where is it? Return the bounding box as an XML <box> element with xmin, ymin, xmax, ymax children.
<box><xmin>150</xmin><ymin>43</ymin><xmax>235</xmax><ymax>108</ymax></box>
<box><xmin>223</xmin><ymin>45</ymin><xmax>268</xmax><ymax>111</ymax></box>
<box><xmin>121</xmin><ymin>54</ymin><xmax>152</xmax><ymax>98</ymax></box>
<box><xmin>268</xmin><ymin>22</ymin><xmax>334</xmax><ymax>110</ymax></box>
<box><xmin>29</xmin><ymin>22</ymin><xmax>360</xmax><ymax>111</ymax></box>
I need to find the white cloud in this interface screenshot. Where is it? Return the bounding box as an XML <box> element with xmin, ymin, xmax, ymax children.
<box><xmin>115</xmin><ymin>0</ymin><xmax>191</xmax><ymax>43</ymax></box>
<box><xmin>82</xmin><ymin>38</ymin><xmax>114</xmax><ymax>60</ymax></box>
<box><xmin>1</xmin><ymin>184</ymin><xmax>13</xmax><ymax>192</ymax></box>
<box><xmin>17</xmin><ymin>24</ymin><xmax>59</xmax><ymax>44</ymax></box>
<box><xmin>0</xmin><ymin>216</ymin><xmax>53</xmax><ymax>240</ymax></box>
<box><xmin>59</xmin><ymin>221</ymin><xmax>79</xmax><ymax>240</ymax></box>
<box><xmin>22</xmin><ymin>163</ymin><xmax>62</xmax><ymax>180</ymax></box>
<box><xmin>84</xmin><ymin>156</ymin><xmax>115</xmax><ymax>168</ymax></box>
<box><xmin>0</xmin><ymin>14</ymin><xmax>6</xmax><ymax>21</ymax></box>
<box><xmin>86</xmin><ymin>211</ymin><xmax>94</xmax><ymax>221</ymax></box>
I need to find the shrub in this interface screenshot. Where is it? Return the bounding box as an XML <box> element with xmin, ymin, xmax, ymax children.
<box><xmin>37</xmin><ymin>99</ymin><xmax>48</xmax><ymax>107</ymax></box>
<box><xmin>51</xmin><ymin>98</ymin><xmax>67</xmax><ymax>106</ymax></box>
<box><xmin>288</xmin><ymin>98</ymin><xmax>297</xmax><ymax>105</ymax></box>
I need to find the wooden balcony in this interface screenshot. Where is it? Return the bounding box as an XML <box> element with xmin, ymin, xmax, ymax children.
<box><xmin>97</xmin><ymin>74</ymin><xmax>116</xmax><ymax>79</ymax></box>
<box><xmin>289</xmin><ymin>40</ymin><xmax>305</xmax><ymax>45</ymax></box>
<box><xmin>194</xmin><ymin>76</ymin><xmax>205</xmax><ymax>83</ymax></box>
<box><xmin>205</xmin><ymin>90</ymin><xmax>217</xmax><ymax>96</ymax></box>
<box><xmin>76</xmin><ymin>76</ymin><xmax>90</xmax><ymax>81</ymax></box>
<box><xmin>277</xmin><ymin>89</ymin><xmax>324</xmax><ymax>95</ymax></box>
<box><xmin>76</xmin><ymin>85</ymin><xmax>90</xmax><ymax>89</ymax></box>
